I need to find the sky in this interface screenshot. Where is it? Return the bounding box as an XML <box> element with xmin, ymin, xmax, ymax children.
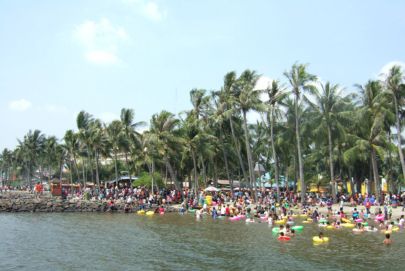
<box><xmin>1</xmin><ymin>0</ymin><xmax>404</xmax><ymax>149</ymax></box>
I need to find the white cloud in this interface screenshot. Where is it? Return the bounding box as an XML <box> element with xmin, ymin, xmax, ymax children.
<box><xmin>378</xmin><ymin>61</ymin><xmax>405</xmax><ymax>80</ymax></box>
<box><xmin>124</xmin><ymin>0</ymin><xmax>166</xmax><ymax>22</ymax></box>
<box><xmin>254</xmin><ymin>76</ymin><xmax>273</xmax><ymax>91</ymax></box>
<box><xmin>73</xmin><ymin>18</ymin><xmax>128</xmax><ymax>65</ymax></box>
<box><xmin>8</xmin><ymin>99</ymin><xmax>32</xmax><ymax>111</ymax></box>
<box><xmin>99</xmin><ymin>112</ymin><xmax>119</xmax><ymax>123</ymax></box>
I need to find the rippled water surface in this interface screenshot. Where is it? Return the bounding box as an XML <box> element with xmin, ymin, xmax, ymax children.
<box><xmin>1</xmin><ymin>213</ymin><xmax>404</xmax><ymax>271</ymax></box>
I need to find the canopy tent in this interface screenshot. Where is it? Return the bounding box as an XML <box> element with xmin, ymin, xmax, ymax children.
<box><xmin>204</xmin><ymin>186</ymin><xmax>220</xmax><ymax>192</ymax></box>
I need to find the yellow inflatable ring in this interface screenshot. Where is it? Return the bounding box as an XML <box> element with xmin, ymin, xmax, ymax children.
<box><xmin>137</xmin><ymin>210</ymin><xmax>145</xmax><ymax>215</ymax></box>
<box><xmin>341</xmin><ymin>223</ymin><xmax>355</xmax><ymax>228</ymax></box>
<box><xmin>146</xmin><ymin>211</ymin><xmax>154</xmax><ymax>216</ymax></box>
<box><xmin>313</xmin><ymin>236</ymin><xmax>329</xmax><ymax>243</ymax></box>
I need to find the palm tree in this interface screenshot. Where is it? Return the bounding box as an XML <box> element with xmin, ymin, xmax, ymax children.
<box><xmin>384</xmin><ymin>65</ymin><xmax>405</xmax><ymax>182</ymax></box>
<box><xmin>0</xmin><ymin>148</ymin><xmax>12</xmax><ymax>186</ymax></box>
<box><xmin>17</xmin><ymin>130</ymin><xmax>46</xmax><ymax>187</ymax></box>
<box><xmin>222</xmin><ymin>72</ymin><xmax>249</xmax><ymax>186</ymax></box>
<box><xmin>76</xmin><ymin>111</ymin><xmax>94</xmax><ymax>183</ymax></box>
<box><xmin>234</xmin><ymin>69</ymin><xmax>264</xmax><ymax>201</ymax></box>
<box><xmin>348</xmin><ymin>81</ymin><xmax>393</xmax><ymax>201</ymax></box>
<box><xmin>106</xmin><ymin>120</ymin><xmax>125</xmax><ymax>183</ymax></box>
<box><xmin>87</xmin><ymin>120</ymin><xmax>108</xmax><ymax>189</ymax></box>
<box><xmin>148</xmin><ymin>110</ymin><xmax>182</xmax><ymax>189</ymax></box>
<box><xmin>120</xmin><ymin>108</ymin><xmax>144</xmax><ymax>181</ymax></box>
<box><xmin>210</xmin><ymin>90</ymin><xmax>235</xmax><ymax>193</ymax></box>
<box><xmin>265</xmin><ymin>80</ymin><xmax>286</xmax><ymax>200</ymax></box>
<box><xmin>307</xmin><ymin>82</ymin><xmax>351</xmax><ymax>202</ymax></box>
<box><xmin>284</xmin><ymin>63</ymin><xmax>317</xmax><ymax>203</ymax></box>
<box><xmin>64</xmin><ymin>130</ymin><xmax>80</xmax><ymax>184</ymax></box>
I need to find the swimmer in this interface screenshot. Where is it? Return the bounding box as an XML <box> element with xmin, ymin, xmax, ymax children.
<box><xmin>383</xmin><ymin>233</ymin><xmax>392</xmax><ymax>245</ymax></box>
<box><xmin>318</xmin><ymin>232</ymin><xmax>326</xmax><ymax>241</ymax></box>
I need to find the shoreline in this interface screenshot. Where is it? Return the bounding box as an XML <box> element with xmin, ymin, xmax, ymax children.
<box><xmin>1</xmin><ymin>192</ymin><xmax>405</xmax><ymax>219</ymax></box>
<box><xmin>0</xmin><ymin>192</ymin><xmax>178</xmax><ymax>213</ymax></box>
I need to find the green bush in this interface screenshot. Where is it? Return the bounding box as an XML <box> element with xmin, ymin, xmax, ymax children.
<box><xmin>132</xmin><ymin>171</ymin><xmax>163</xmax><ymax>188</ymax></box>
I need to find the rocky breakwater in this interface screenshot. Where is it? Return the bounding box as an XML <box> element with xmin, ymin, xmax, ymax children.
<box><xmin>0</xmin><ymin>192</ymin><xmax>178</xmax><ymax>213</ymax></box>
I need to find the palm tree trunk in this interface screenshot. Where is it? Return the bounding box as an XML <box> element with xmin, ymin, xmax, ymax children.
<box><xmin>394</xmin><ymin>96</ymin><xmax>405</xmax><ymax>182</ymax></box>
<box><xmin>82</xmin><ymin>157</ymin><xmax>86</xmax><ymax>186</ymax></box>
<box><xmin>72</xmin><ymin>152</ymin><xmax>80</xmax><ymax>184</ymax></box>
<box><xmin>270</xmin><ymin>108</ymin><xmax>280</xmax><ymax>200</ymax></box>
<box><xmin>370</xmin><ymin>147</ymin><xmax>380</xmax><ymax>203</ymax></box>
<box><xmin>151</xmin><ymin>160</ymin><xmax>155</xmax><ymax>195</ymax></box>
<box><xmin>200</xmin><ymin>157</ymin><xmax>207</xmax><ymax>185</ymax></box>
<box><xmin>294</xmin><ymin>92</ymin><xmax>305</xmax><ymax>204</ymax></box>
<box><xmin>69</xmin><ymin>159</ymin><xmax>73</xmax><ymax>195</ymax></box>
<box><xmin>125</xmin><ymin>152</ymin><xmax>132</xmax><ymax>185</ymax></box>
<box><xmin>242</xmin><ymin>110</ymin><xmax>257</xmax><ymax>202</ymax></box>
<box><xmin>221</xmin><ymin>136</ymin><xmax>233</xmax><ymax>194</ymax></box>
<box><xmin>114</xmin><ymin>152</ymin><xmax>119</xmax><ymax>183</ymax></box>
<box><xmin>327</xmin><ymin>125</ymin><xmax>337</xmax><ymax>202</ymax></box>
<box><xmin>191</xmin><ymin>149</ymin><xmax>198</xmax><ymax>195</ymax></box>
<box><xmin>95</xmin><ymin>151</ymin><xmax>100</xmax><ymax>190</ymax></box>
<box><xmin>164</xmin><ymin>157</ymin><xmax>180</xmax><ymax>189</ymax></box>
<box><xmin>229</xmin><ymin>117</ymin><xmax>249</xmax><ymax>186</ymax></box>
<box><xmin>285</xmin><ymin>166</ymin><xmax>289</xmax><ymax>192</ymax></box>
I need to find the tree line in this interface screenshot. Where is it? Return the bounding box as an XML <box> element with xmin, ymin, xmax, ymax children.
<box><xmin>1</xmin><ymin>63</ymin><xmax>405</xmax><ymax>203</ymax></box>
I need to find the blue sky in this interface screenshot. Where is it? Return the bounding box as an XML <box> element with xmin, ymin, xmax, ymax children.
<box><xmin>1</xmin><ymin>0</ymin><xmax>404</xmax><ymax>149</ymax></box>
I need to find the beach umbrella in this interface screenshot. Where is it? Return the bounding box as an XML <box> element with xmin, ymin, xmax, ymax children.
<box><xmin>204</xmin><ymin>186</ymin><xmax>220</xmax><ymax>192</ymax></box>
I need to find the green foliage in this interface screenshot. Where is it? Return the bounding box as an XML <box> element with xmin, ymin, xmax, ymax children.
<box><xmin>132</xmin><ymin>171</ymin><xmax>163</xmax><ymax>188</ymax></box>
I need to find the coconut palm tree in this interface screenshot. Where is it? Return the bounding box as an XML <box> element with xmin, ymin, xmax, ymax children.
<box><xmin>76</xmin><ymin>111</ymin><xmax>94</xmax><ymax>183</ymax></box>
<box><xmin>347</xmin><ymin>81</ymin><xmax>393</xmax><ymax>201</ymax></box>
<box><xmin>222</xmin><ymin>72</ymin><xmax>249</xmax><ymax>186</ymax></box>
<box><xmin>384</xmin><ymin>65</ymin><xmax>405</xmax><ymax>182</ymax></box>
<box><xmin>148</xmin><ymin>110</ymin><xmax>182</xmax><ymax>189</ymax></box>
<box><xmin>265</xmin><ymin>80</ymin><xmax>286</xmax><ymax>199</ymax></box>
<box><xmin>0</xmin><ymin>148</ymin><xmax>12</xmax><ymax>186</ymax></box>
<box><xmin>87</xmin><ymin>119</ymin><xmax>108</xmax><ymax>189</ymax></box>
<box><xmin>234</xmin><ymin>69</ymin><xmax>265</xmax><ymax>201</ymax></box>
<box><xmin>106</xmin><ymin>120</ymin><xmax>126</xmax><ymax>184</ymax></box>
<box><xmin>16</xmin><ymin>130</ymin><xmax>46</xmax><ymax>187</ymax></box>
<box><xmin>306</xmin><ymin>82</ymin><xmax>352</xmax><ymax>202</ymax></box>
<box><xmin>284</xmin><ymin>63</ymin><xmax>317</xmax><ymax>203</ymax></box>
<box><xmin>120</xmin><ymin>108</ymin><xmax>144</xmax><ymax>180</ymax></box>
<box><xmin>64</xmin><ymin>130</ymin><xmax>80</xmax><ymax>184</ymax></box>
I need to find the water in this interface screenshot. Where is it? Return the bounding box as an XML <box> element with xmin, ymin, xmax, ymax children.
<box><xmin>1</xmin><ymin>213</ymin><xmax>404</xmax><ymax>271</ymax></box>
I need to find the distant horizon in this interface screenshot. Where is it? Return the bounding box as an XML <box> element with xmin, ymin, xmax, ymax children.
<box><xmin>1</xmin><ymin>0</ymin><xmax>404</xmax><ymax>149</ymax></box>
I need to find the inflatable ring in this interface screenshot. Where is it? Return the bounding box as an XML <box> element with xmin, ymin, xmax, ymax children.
<box><xmin>326</xmin><ymin>225</ymin><xmax>334</xmax><ymax>230</ymax></box>
<box><xmin>275</xmin><ymin>220</ymin><xmax>286</xmax><ymax>225</ymax></box>
<box><xmin>278</xmin><ymin>236</ymin><xmax>291</xmax><ymax>241</ymax></box>
<box><xmin>341</xmin><ymin>218</ymin><xmax>351</xmax><ymax>223</ymax></box>
<box><xmin>341</xmin><ymin>223</ymin><xmax>355</xmax><ymax>228</ymax></box>
<box><xmin>292</xmin><ymin>225</ymin><xmax>304</xmax><ymax>231</ymax></box>
<box><xmin>146</xmin><ymin>211</ymin><xmax>154</xmax><ymax>216</ymax></box>
<box><xmin>272</xmin><ymin>227</ymin><xmax>280</xmax><ymax>233</ymax></box>
<box><xmin>313</xmin><ymin>236</ymin><xmax>329</xmax><ymax>243</ymax></box>
<box><xmin>137</xmin><ymin>210</ymin><xmax>145</xmax><ymax>215</ymax></box>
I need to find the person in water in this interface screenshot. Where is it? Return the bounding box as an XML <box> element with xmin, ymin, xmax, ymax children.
<box><xmin>318</xmin><ymin>232</ymin><xmax>325</xmax><ymax>240</ymax></box>
<box><xmin>383</xmin><ymin>233</ymin><xmax>393</xmax><ymax>245</ymax></box>
<box><xmin>212</xmin><ymin>207</ymin><xmax>218</xmax><ymax>219</ymax></box>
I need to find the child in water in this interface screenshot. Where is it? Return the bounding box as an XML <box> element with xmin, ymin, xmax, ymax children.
<box><xmin>383</xmin><ymin>233</ymin><xmax>392</xmax><ymax>245</ymax></box>
<box><xmin>318</xmin><ymin>232</ymin><xmax>325</xmax><ymax>240</ymax></box>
